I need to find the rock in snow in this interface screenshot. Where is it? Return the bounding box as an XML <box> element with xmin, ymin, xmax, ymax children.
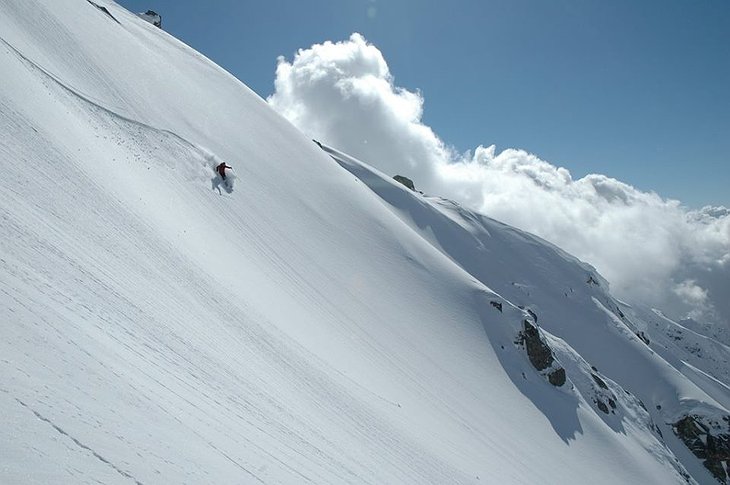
<box><xmin>137</xmin><ymin>9</ymin><xmax>161</xmax><ymax>28</ymax></box>
<box><xmin>393</xmin><ymin>174</ymin><xmax>416</xmax><ymax>191</ymax></box>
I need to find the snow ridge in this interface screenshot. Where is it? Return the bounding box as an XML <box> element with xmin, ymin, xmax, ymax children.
<box><xmin>325</xmin><ymin>143</ymin><xmax>730</xmax><ymax>483</ymax></box>
<box><xmin>1</xmin><ymin>0</ymin><xmax>728</xmax><ymax>483</ymax></box>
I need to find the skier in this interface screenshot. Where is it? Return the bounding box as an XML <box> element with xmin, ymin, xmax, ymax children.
<box><xmin>216</xmin><ymin>162</ymin><xmax>232</xmax><ymax>180</ymax></box>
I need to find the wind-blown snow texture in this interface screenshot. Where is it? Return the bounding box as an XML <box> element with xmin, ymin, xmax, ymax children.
<box><xmin>0</xmin><ymin>1</ymin><xmax>728</xmax><ymax>484</ymax></box>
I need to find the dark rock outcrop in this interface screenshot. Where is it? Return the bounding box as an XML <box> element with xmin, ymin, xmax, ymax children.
<box><xmin>393</xmin><ymin>175</ymin><xmax>415</xmax><ymax>191</ymax></box>
<box><xmin>547</xmin><ymin>368</ymin><xmax>566</xmax><ymax>386</ymax></box>
<box><xmin>138</xmin><ymin>10</ymin><xmax>162</xmax><ymax>28</ymax></box>
<box><xmin>591</xmin><ymin>373</ymin><xmax>609</xmax><ymax>390</ymax></box>
<box><xmin>674</xmin><ymin>415</ymin><xmax>730</xmax><ymax>483</ymax></box>
<box><xmin>517</xmin><ymin>320</ymin><xmax>566</xmax><ymax>387</ymax></box>
<box><xmin>635</xmin><ymin>331</ymin><xmax>650</xmax><ymax>345</ymax></box>
<box><xmin>590</xmin><ymin>372</ymin><xmax>617</xmax><ymax>415</ymax></box>
<box><xmin>519</xmin><ymin>320</ymin><xmax>552</xmax><ymax>371</ymax></box>
<box><xmin>489</xmin><ymin>301</ymin><xmax>503</xmax><ymax>312</ymax></box>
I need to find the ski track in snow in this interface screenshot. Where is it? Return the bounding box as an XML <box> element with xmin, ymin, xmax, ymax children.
<box><xmin>0</xmin><ymin>33</ymin><xmax>207</xmax><ymax>170</ymax></box>
<box><xmin>13</xmin><ymin>396</ymin><xmax>144</xmax><ymax>485</ymax></box>
<box><xmin>0</xmin><ymin>1</ymin><xmax>727</xmax><ymax>483</ymax></box>
<box><xmin>0</xmin><ymin>76</ymin><xmax>463</xmax><ymax>480</ymax></box>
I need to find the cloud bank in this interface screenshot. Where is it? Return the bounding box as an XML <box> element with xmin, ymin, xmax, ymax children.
<box><xmin>268</xmin><ymin>33</ymin><xmax>730</xmax><ymax>336</ymax></box>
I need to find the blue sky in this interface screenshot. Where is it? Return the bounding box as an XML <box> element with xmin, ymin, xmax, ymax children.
<box><xmin>117</xmin><ymin>0</ymin><xmax>729</xmax><ymax>208</ymax></box>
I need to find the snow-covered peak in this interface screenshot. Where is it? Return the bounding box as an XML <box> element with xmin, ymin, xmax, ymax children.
<box><xmin>0</xmin><ymin>0</ymin><xmax>727</xmax><ymax>483</ymax></box>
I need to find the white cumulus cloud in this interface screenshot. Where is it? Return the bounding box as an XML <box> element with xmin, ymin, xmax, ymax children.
<box><xmin>674</xmin><ymin>280</ymin><xmax>709</xmax><ymax>305</ymax></box>
<box><xmin>268</xmin><ymin>33</ymin><xmax>730</xmax><ymax>335</ymax></box>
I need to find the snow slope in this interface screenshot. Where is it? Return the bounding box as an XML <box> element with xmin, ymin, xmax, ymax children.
<box><xmin>325</xmin><ymin>146</ymin><xmax>730</xmax><ymax>483</ymax></box>
<box><xmin>0</xmin><ymin>1</ymin><xmax>726</xmax><ymax>483</ymax></box>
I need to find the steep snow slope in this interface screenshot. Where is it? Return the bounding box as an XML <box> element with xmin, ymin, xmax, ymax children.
<box><xmin>628</xmin><ymin>305</ymin><xmax>730</xmax><ymax>385</ymax></box>
<box><xmin>326</xmin><ymin>146</ymin><xmax>730</xmax><ymax>484</ymax></box>
<box><xmin>0</xmin><ymin>0</ymin><xmax>720</xmax><ymax>483</ymax></box>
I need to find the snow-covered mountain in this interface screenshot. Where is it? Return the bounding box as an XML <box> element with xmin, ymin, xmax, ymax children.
<box><xmin>1</xmin><ymin>1</ymin><xmax>728</xmax><ymax>483</ymax></box>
